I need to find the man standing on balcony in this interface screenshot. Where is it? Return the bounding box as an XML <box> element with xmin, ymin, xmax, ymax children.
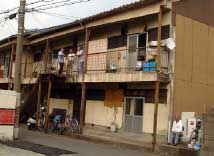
<box><xmin>58</xmin><ymin>48</ymin><xmax>65</xmax><ymax>74</ymax></box>
<box><xmin>67</xmin><ymin>48</ymin><xmax>75</xmax><ymax>75</ymax></box>
<box><xmin>77</xmin><ymin>46</ymin><xmax>84</xmax><ymax>74</ymax></box>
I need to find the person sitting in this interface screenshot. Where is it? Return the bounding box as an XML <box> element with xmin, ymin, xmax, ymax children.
<box><xmin>169</xmin><ymin>114</ymin><xmax>183</xmax><ymax>146</ymax></box>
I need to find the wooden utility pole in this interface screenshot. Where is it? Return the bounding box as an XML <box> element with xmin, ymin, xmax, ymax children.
<box><xmin>14</xmin><ymin>0</ymin><xmax>26</xmax><ymax>92</ymax></box>
<box><xmin>79</xmin><ymin>28</ymin><xmax>90</xmax><ymax>134</ymax></box>
<box><xmin>152</xmin><ymin>6</ymin><xmax>162</xmax><ymax>151</ymax></box>
<box><xmin>44</xmin><ymin>40</ymin><xmax>49</xmax><ymax>73</ymax></box>
<box><xmin>45</xmin><ymin>79</ymin><xmax>52</xmax><ymax>132</ymax></box>
<box><xmin>8</xmin><ymin>44</ymin><xmax>15</xmax><ymax>90</ymax></box>
<box><xmin>13</xmin><ymin>0</ymin><xmax>26</xmax><ymax>139</ymax></box>
<box><xmin>36</xmin><ymin>81</ymin><xmax>42</xmax><ymax>127</ymax></box>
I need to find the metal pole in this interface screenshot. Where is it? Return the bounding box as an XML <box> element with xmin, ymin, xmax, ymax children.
<box><xmin>13</xmin><ymin>0</ymin><xmax>26</xmax><ymax>139</ymax></box>
<box><xmin>152</xmin><ymin>6</ymin><xmax>162</xmax><ymax>151</ymax></box>
<box><xmin>80</xmin><ymin>28</ymin><xmax>90</xmax><ymax>134</ymax></box>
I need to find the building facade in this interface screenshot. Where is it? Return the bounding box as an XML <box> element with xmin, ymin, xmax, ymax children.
<box><xmin>0</xmin><ymin>0</ymin><xmax>177</xmax><ymax>141</ymax></box>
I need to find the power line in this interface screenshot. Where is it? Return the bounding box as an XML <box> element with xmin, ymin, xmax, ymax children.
<box><xmin>26</xmin><ymin>0</ymin><xmax>90</xmax><ymax>11</ymax></box>
<box><xmin>32</xmin><ymin>10</ymin><xmax>81</xmax><ymax>20</ymax></box>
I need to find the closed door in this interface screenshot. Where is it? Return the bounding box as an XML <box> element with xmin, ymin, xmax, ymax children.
<box><xmin>124</xmin><ymin>97</ymin><xmax>144</xmax><ymax>133</ymax></box>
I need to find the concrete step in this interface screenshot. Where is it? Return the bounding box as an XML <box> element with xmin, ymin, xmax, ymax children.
<box><xmin>159</xmin><ymin>144</ymin><xmax>197</xmax><ymax>156</ymax></box>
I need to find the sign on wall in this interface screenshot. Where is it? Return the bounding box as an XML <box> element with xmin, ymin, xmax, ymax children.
<box><xmin>0</xmin><ymin>109</ymin><xmax>15</xmax><ymax>125</ymax></box>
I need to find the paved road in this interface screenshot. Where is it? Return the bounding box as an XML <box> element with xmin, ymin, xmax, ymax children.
<box><xmin>0</xmin><ymin>143</ymin><xmax>45</xmax><ymax>156</ymax></box>
<box><xmin>19</xmin><ymin>127</ymin><xmax>157</xmax><ymax>156</ymax></box>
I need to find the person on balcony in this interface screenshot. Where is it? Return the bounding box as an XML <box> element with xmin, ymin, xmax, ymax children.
<box><xmin>169</xmin><ymin>114</ymin><xmax>183</xmax><ymax>146</ymax></box>
<box><xmin>58</xmin><ymin>48</ymin><xmax>65</xmax><ymax>74</ymax></box>
<box><xmin>67</xmin><ymin>48</ymin><xmax>76</xmax><ymax>75</ymax></box>
<box><xmin>77</xmin><ymin>46</ymin><xmax>84</xmax><ymax>74</ymax></box>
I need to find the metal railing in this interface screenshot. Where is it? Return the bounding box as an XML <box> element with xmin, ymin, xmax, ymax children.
<box><xmin>0</xmin><ymin>46</ymin><xmax>169</xmax><ymax>81</ymax></box>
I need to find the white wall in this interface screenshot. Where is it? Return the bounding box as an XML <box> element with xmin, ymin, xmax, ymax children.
<box><xmin>85</xmin><ymin>100</ymin><xmax>169</xmax><ymax>135</ymax></box>
<box><xmin>143</xmin><ymin>103</ymin><xmax>169</xmax><ymax>135</ymax></box>
<box><xmin>49</xmin><ymin>98</ymin><xmax>74</xmax><ymax>116</ymax></box>
<box><xmin>0</xmin><ymin>90</ymin><xmax>17</xmax><ymax>141</ymax></box>
<box><xmin>85</xmin><ymin>100</ymin><xmax>123</xmax><ymax>128</ymax></box>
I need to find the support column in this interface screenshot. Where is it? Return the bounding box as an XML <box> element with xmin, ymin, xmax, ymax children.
<box><xmin>36</xmin><ymin>81</ymin><xmax>42</xmax><ymax>127</ymax></box>
<box><xmin>8</xmin><ymin>44</ymin><xmax>15</xmax><ymax>90</ymax></box>
<box><xmin>80</xmin><ymin>28</ymin><xmax>90</xmax><ymax>134</ymax></box>
<box><xmin>152</xmin><ymin>6</ymin><xmax>162</xmax><ymax>151</ymax></box>
<box><xmin>45</xmin><ymin>79</ymin><xmax>52</xmax><ymax>132</ymax></box>
<box><xmin>44</xmin><ymin>40</ymin><xmax>49</xmax><ymax>73</ymax></box>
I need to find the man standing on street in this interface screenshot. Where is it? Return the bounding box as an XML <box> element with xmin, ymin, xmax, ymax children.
<box><xmin>169</xmin><ymin>114</ymin><xmax>183</xmax><ymax>146</ymax></box>
<box><xmin>58</xmin><ymin>48</ymin><xmax>65</xmax><ymax>74</ymax></box>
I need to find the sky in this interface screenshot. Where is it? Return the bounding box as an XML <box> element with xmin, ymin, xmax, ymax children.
<box><xmin>0</xmin><ymin>0</ymin><xmax>139</xmax><ymax>40</ymax></box>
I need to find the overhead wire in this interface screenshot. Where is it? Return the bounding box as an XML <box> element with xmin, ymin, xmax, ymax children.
<box><xmin>26</xmin><ymin>0</ymin><xmax>91</xmax><ymax>11</ymax></box>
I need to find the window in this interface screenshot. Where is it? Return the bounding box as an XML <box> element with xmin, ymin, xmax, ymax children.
<box><xmin>107</xmin><ymin>35</ymin><xmax>127</xmax><ymax>49</ymax></box>
<box><xmin>148</xmin><ymin>25</ymin><xmax>170</xmax><ymax>42</ymax></box>
<box><xmin>125</xmin><ymin>89</ymin><xmax>167</xmax><ymax>104</ymax></box>
<box><xmin>134</xmin><ymin>99</ymin><xmax>143</xmax><ymax>116</ymax></box>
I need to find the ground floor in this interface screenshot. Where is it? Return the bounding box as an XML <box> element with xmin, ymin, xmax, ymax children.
<box><xmin>19</xmin><ymin>80</ymin><xmax>171</xmax><ymax>144</ymax></box>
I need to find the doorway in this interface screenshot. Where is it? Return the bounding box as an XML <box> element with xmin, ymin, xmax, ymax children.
<box><xmin>127</xmin><ymin>33</ymin><xmax>147</xmax><ymax>70</ymax></box>
<box><xmin>124</xmin><ymin>97</ymin><xmax>144</xmax><ymax>133</ymax></box>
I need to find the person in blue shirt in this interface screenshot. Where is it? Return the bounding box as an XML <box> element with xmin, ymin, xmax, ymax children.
<box><xmin>58</xmin><ymin>48</ymin><xmax>65</xmax><ymax>74</ymax></box>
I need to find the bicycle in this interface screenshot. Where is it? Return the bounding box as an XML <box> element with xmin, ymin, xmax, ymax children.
<box><xmin>64</xmin><ymin>114</ymin><xmax>79</xmax><ymax>133</ymax></box>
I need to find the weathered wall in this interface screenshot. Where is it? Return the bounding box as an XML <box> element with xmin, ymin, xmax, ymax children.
<box><xmin>174</xmin><ymin>15</ymin><xmax>214</xmax><ymax>115</ymax></box>
<box><xmin>85</xmin><ymin>100</ymin><xmax>169</xmax><ymax>134</ymax></box>
<box><xmin>85</xmin><ymin>100</ymin><xmax>123</xmax><ymax>128</ymax></box>
<box><xmin>143</xmin><ymin>103</ymin><xmax>169</xmax><ymax>134</ymax></box>
<box><xmin>172</xmin><ymin>0</ymin><xmax>214</xmax><ymax>27</ymax></box>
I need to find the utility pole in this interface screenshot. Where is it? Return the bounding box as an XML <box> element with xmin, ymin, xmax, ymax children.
<box><xmin>152</xmin><ymin>6</ymin><xmax>162</xmax><ymax>151</ymax></box>
<box><xmin>13</xmin><ymin>0</ymin><xmax>26</xmax><ymax>139</ymax></box>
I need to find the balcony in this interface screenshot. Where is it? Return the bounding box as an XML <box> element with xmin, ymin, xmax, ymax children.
<box><xmin>30</xmin><ymin>46</ymin><xmax>170</xmax><ymax>83</ymax></box>
<box><xmin>85</xmin><ymin>47</ymin><xmax>169</xmax><ymax>83</ymax></box>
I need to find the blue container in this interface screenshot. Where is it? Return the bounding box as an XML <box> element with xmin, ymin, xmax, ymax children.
<box><xmin>143</xmin><ymin>62</ymin><xmax>149</xmax><ymax>68</ymax></box>
<box><xmin>143</xmin><ymin>61</ymin><xmax>157</xmax><ymax>72</ymax></box>
<box><xmin>143</xmin><ymin>67</ymin><xmax>150</xmax><ymax>72</ymax></box>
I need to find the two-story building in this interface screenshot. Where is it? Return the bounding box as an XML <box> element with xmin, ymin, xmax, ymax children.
<box><xmin>4</xmin><ymin>0</ymin><xmax>213</xmax><ymax>144</ymax></box>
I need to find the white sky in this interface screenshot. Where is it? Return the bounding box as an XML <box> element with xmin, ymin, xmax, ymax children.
<box><xmin>0</xmin><ymin>0</ymin><xmax>139</xmax><ymax>40</ymax></box>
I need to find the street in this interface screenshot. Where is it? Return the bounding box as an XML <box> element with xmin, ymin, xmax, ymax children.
<box><xmin>6</xmin><ymin>127</ymin><xmax>158</xmax><ymax>156</ymax></box>
<box><xmin>0</xmin><ymin>143</ymin><xmax>44</xmax><ymax>156</ymax></box>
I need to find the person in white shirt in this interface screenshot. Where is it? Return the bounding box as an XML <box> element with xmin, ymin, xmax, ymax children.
<box><xmin>67</xmin><ymin>48</ymin><xmax>75</xmax><ymax>75</ymax></box>
<box><xmin>169</xmin><ymin>115</ymin><xmax>183</xmax><ymax>145</ymax></box>
<box><xmin>77</xmin><ymin>46</ymin><xmax>84</xmax><ymax>74</ymax></box>
<box><xmin>58</xmin><ymin>48</ymin><xmax>65</xmax><ymax>74</ymax></box>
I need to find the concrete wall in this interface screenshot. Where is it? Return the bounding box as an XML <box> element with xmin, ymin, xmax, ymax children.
<box><xmin>85</xmin><ymin>100</ymin><xmax>169</xmax><ymax>134</ymax></box>
<box><xmin>85</xmin><ymin>100</ymin><xmax>123</xmax><ymax>128</ymax></box>
<box><xmin>0</xmin><ymin>90</ymin><xmax>17</xmax><ymax>141</ymax></box>
<box><xmin>49</xmin><ymin>98</ymin><xmax>74</xmax><ymax>116</ymax></box>
<box><xmin>174</xmin><ymin>15</ymin><xmax>214</xmax><ymax>115</ymax></box>
<box><xmin>143</xmin><ymin>103</ymin><xmax>169</xmax><ymax>135</ymax></box>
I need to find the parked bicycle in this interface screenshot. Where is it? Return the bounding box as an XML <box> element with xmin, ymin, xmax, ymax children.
<box><xmin>64</xmin><ymin>114</ymin><xmax>79</xmax><ymax>133</ymax></box>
